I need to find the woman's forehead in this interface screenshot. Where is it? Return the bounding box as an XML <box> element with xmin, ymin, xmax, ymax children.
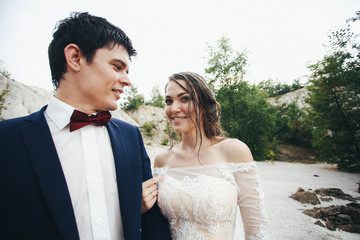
<box><xmin>166</xmin><ymin>80</ymin><xmax>189</xmax><ymax>93</ymax></box>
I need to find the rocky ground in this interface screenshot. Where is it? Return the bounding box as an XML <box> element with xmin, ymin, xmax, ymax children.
<box><xmin>290</xmin><ymin>187</ymin><xmax>360</xmax><ymax>234</ymax></box>
<box><xmin>236</xmin><ymin>161</ymin><xmax>360</xmax><ymax>240</ymax></box>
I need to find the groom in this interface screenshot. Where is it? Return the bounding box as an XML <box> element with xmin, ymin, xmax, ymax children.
<box><xmin>0</xmin><ymin>12</ymin><xmax>171</xmax><ymax>240</ymax></box>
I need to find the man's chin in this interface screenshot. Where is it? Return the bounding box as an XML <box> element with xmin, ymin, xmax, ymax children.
<box><xmin>108</xmin><ymin>105</ymin><xmax>118</xmax><ymax>111</ymax></box>
<box><xmin>99</xmin><ymin>102</ymin><xmax>118</xmax><ymax>112</ymax></box>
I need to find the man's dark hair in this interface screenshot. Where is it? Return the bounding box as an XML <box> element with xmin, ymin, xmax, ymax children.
<box><xmin>48</xmin><ymin>12</ymin><xmax>137</xmax><ymax>89</ymax></box>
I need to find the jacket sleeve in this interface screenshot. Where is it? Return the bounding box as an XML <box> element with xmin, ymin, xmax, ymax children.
<box><xmin>141</xmin><ymin>203</ymin><xmax>172</xmax><ymax>240</ymax></box>
<box><xmin>136</xmin><ymin>127</ymin><xmax>172</xmax><ymax>240</ymax></box>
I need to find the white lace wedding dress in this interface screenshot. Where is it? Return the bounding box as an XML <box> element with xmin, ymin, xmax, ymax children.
<box><xmin>153</xmin><ymin>162</ymin><xmax>270</xmax><ymax>240</ymax></box>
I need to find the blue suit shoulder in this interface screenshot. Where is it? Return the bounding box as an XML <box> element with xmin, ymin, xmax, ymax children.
<box><xmin>110</xmin><ymin>117</ymin><xmax>137</xmax><ymax>128</ymax></box>
<box><xmin>0</xmin><ymin>114</ymin><xmax>29</xmax><ymax>127</ymax></box>
<box><xmin>0</xmin><ymin>109</ymin><xmax>43</xmax><ymax>133</ymax></box>
<box><xmin>109</xmin><ymin>117</ymin><xmax>142</xmax><ymax>135</ymax></box>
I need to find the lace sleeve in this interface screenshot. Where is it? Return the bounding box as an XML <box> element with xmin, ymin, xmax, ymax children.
<box><xmin>153</xmin><ymin>167</ymin><xmax>169</xmax><ymax>177</ymax></box>
<box><xmin>232</xmin><ymin>163</ymin><xmax>270</xmax><ymax>240</ymax></box>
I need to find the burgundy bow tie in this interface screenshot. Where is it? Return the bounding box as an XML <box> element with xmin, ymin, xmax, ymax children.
<box><xmin>70</xmin><ymin>110</ymin><xmax>111</xmax><ymax>132</ymax></box>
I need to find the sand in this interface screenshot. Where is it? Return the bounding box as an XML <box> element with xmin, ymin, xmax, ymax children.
<box><xmin>250</xmin><ymin>161</ymin><xmax>360</xmax><ymax>240</ymax></box>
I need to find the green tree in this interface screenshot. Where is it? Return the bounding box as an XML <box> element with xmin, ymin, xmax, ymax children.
<box><xmin>306</xmin><ymin>11</ymin><xmax>360</xmax><ymax>172</ymax></box>
<box><xmin>206</xmin><ymin>36</ymin><xmax>276</xmax><ymax>160</ymax></box>
<box><xmin>0</xmin><ymin>60</ymin><xmax>13</xmax><ymax>79</ymax></box>
<box><xmin>120</xmin><ymin>85</ymin><xmax>145</xmax><ymax>111</ymax></box>
<box><xmin>206</xmin><ymin>36</ymin><xmax>247</xmax><ymax>90</ymax></box>
<box><xmin>146</xmin><ymin>85</ymin><xmax>165</xmax><ymax>108</ymax></box>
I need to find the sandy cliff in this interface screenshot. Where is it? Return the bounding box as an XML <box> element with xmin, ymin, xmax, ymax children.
<box><xmin>267</xmin><ymin>87</ymin><xmax>309</xmax><ymax>108</ymax></box>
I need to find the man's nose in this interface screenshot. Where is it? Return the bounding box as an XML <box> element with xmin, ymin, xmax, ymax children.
<box><xmin>119</xmin><ymin>74</ymin><xmax>131</xmax><ymax>87</ymax></box>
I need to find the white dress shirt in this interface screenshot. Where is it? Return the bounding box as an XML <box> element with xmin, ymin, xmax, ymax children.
<box><xmin>44</xmin><ymin>96</ymin><xmax>123</xmax><ymax>240</ymax></box>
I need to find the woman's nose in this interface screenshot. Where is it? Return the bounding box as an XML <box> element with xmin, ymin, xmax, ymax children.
<box><xmin>171</xmin><ymin>101</ymin><xmax>181</xmax><ymax>113</ymax></box>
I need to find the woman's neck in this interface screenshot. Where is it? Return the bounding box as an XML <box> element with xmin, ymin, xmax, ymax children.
<box><xmin>179</xmin><ymin>131</ymin><xmax>212</xmax><ymax>153</ymax></box>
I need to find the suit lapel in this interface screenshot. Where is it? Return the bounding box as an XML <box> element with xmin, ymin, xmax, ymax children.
<box><xmin>107</xmin><ymin>121</ymin><xmax>134</xmax><ymax>236</ymax></box>
<box><xmin>22</xmin><ymin>107</ymin><xmax>79</xmax><ymax>239</ymax></box>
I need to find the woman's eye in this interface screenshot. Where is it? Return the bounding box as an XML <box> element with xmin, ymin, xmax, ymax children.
<box><xmin>182</xmin><ymin>96</ymin><xmax>191</xmax><ymax>102</ymax></box>
<box><xmin>165</xmin><ymin>99</ymin><xmax>172</xmax><ymax>105</ymax></box>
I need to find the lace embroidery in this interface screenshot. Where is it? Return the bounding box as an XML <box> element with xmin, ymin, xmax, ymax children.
<box><xmin>154</xmin><ymin>162</ymin><xmax>271</xmax><ymax>240</ymax></box>
<box><xmin>153</xmin><ymin>166</ymin><xmax>169</xmax><ymax>176</ymax></box>
<box><xmin>225</xmin><ymin>161</ymin><xmax>257</xmax><ymax>173</ymax></box>
<box><xmin>181</xmin><ymin>176</ymin><xmax>200</xmax><ymax>188</ymax></box>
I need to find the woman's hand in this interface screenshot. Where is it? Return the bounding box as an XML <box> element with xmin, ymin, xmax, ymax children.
<box><xmin>141</xmin><ymin>176</ymin><xmax>163</xmax><ymax>213</ymax></box>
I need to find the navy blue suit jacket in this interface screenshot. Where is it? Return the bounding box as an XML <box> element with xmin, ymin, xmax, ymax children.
<box><xmin>0</xmin><ymin>106</ymin><xmax>171</xmax><ymax>240</ymax></box>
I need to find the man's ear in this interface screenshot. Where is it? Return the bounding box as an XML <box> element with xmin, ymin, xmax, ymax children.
<box><xmin>64</xmin><ymin>44</ymin><xmax>82</xmax><ymax>72</ymax></box>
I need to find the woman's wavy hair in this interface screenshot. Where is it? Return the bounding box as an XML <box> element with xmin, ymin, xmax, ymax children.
<box><xmin>166</xmin><ymin>72</ymin><xmax>225</xmax><ymax>148</ymax></box>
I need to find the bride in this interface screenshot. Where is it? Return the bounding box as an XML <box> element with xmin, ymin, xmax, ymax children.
<box><xmin>142</xmin><ymin>72</ymin><xmax>270</xmax><ymax>240</ymax></box>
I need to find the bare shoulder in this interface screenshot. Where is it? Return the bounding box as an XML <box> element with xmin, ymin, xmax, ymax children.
<box><xmin>154</xmin><ymin>148</ymin><xmax>171</xmax><ymax>168</ymax></box>
<box><xmin>218</xmin><ymin>138</ymin><xmax>254</xmax><ymax>163</ymax></box>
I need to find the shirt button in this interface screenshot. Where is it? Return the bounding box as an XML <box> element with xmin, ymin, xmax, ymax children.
<box><xmin>96</xmin><ymin>218</ymin><xmax>103</xmax><ymax>223</ymax></box>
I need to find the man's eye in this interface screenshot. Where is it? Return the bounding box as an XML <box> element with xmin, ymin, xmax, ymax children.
<box><xmin>113</xmin><ymin>64</ymin><xmax>121</xmax><ymax>71</ymax></box>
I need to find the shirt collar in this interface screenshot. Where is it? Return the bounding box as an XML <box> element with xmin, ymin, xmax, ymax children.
<box><xmin>46</xmin><ymin>96</ymin><xmax>75</xmax><ymax>130</ymax></box>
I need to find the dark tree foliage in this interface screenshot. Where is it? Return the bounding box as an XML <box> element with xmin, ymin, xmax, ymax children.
<box><xmin>306</xmin><ymin>11</ymin><xmax>360</xmax><ymax>172</ymax></box>
<box><xmin>205</xmin><ymin>36</ymin><xmax>277</xmax><ymax>160</ymax></box>
<box><xmin>258</xmin><ymin>79</ymin><xmax>304</xmax><ymax>97</ymax></box>
<box><xmin>274</xmin><ymin>102</ymin><xmax>312</xmax><ymax>147</ymax></box>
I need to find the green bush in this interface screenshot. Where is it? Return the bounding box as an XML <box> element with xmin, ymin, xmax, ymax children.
<box><xmin>121</xmin><ymin>85</ymin><xmax>145</xmax><ymax>111</ymax></box>
<box><xmin>161</xmin><ymin>139</ymin><xmax>169</xmax><ymax>146</ymax></box>
<box><xmin>0</xmin><ymin>89</ymin><xmax>10</xmax><ymax>120</ymax></box>
<box><xmin>143</xmin><ymin>122</ymin><xmax>154</xmax><ymax>137</ymax></box>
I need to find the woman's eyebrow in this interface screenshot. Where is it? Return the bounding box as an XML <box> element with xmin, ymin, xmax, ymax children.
<box><xmin>165</xmin><ymin>92</ymin><xmax>188</xmax><ymax>98</ymax></box>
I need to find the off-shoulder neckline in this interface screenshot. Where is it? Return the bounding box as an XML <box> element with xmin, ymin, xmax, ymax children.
<box><xmin>154</xmin><ymin>161</ymin><xmax>256</xmax><ymax>170</ymax></box>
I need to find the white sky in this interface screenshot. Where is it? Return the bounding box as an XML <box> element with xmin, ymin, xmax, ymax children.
<box><xmin>0</xmin><ymin>0</ymin><xmax>359</xmax><ymax>99</ymax></box>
